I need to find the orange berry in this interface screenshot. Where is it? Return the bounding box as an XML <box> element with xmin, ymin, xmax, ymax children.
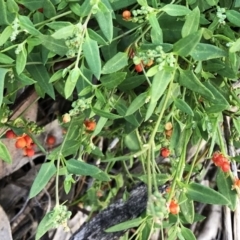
<box><xmin>46</xmin><ymin>135</ymin><xmax>56</xmax><ymax>146</ymax></box>
<box><xmin>161</xmin><ymin>148</ymin><xmax>170</xmax><ymax>158</ymax></box>
<box><xmin>146</xmin><ymin>59</ymin><xmax>154</xmax><ymax>67</ymax></box>
<box><xmin>232</xmin><ymin>178</ymin><xmax>240</xmax><ymax>190</ymax></box>
<box><xmin>62</xmin><ymin>113</ymin><xmax>71</xmax><ymax>123</ymax></box>
<box><xmin>5</xmin><ymin>130</ymin><xmax>17</xmax><ymax>139</ymax></box>
<box><xmin>135</xmin><ymin>64</ymin><xmax>143</xmax><ymax>72</ymax></box>
<box><xmin>15</xmin><ymin>137</ymin><xmax>27</xmax><ymax>149</ymax></box>
<box><xmin>169</xmin><ymin>200</ymin><xmax>180</xmax><ymax>215</ymax></box>
<box><xmin>23</xmin><ymin>148</ymin><xmax>35</xmax><ymax>157</ymax></box>
<box><xmin>122</xmin><ymin>10</ymin><xmax>131</xmax><ymax>20</ymax></box>
<box><xmin>84</xmin><ymin>119</ymin><xmax>96</xmax><ymax>131</ymax></box>
<box><xmin>24</xmin><ymin>135</ymin><xmax>33</xmax><ymax>147</ymax></box>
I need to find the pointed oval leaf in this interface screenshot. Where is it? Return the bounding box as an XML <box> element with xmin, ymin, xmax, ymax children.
<box><xmin>126</xmin><ymin>92</ymin><xmax>148</xmax><ymax>116</ymax></box>
<box><xmin>186</xmin><ymin>182</ymin><xmax>230</xmax><ymax>205</ymax></box>
<box><xmin>83</xmin><ymin>35</ymin><xmax>101</xmax><ymax>79</ymax></box>
<box><xmin>174</xmin><ymin>98</ymin><xmax>194</xmax><ymax>116</ymax></box>
<box><xmin>93</xmin><ymin>107</ymin><xmax>122</xmax><ymax>120</ymax></box>
<box><xmin>0</xmin><ymin>53</ymin><xmax>14</xmax><ymax>64</ymax></box>
<box><xmin>0</xmin><ymin>26</ymin><xmax>13</xmax><ymax>46</ymax></box>
<box><xmin>162</xmin><ymin>4</ymin><xmax>191</xmax><ymax>16</ymax></box>
<box><xmin>148</xmin><ymin>12</ymin><xmax>163</xmax><ymax>44</ymax></box>
<box><xmin>181</xmin><ymin>226</ymin><xmax>196</xmax><ymax>240</ymax></box>
<box><xmin>173</xmin><ymin>30</ymin><xmax>202</xmax><ymax>57</ymax></box>
<box><xmin>64</xmin><ymin>68</ymin><xmax>80</xmax><ymax>98</ymax></box>
<box><xmin>19</xmin><ymin>15</ymin><xmax>41</xmax><ymax>36</ymax></box>
<box><xmin>182</xmin><ymin>7</ymin><xmax>200</xmax><ymax>37</ymax></box>
<box><xmin>16</xmin><ymin>44</ymin><xmax>27</xmax><ymax>75</ymax></box>
<box><xmin>178</xmin><ymin>69</ymin><xmax>214</xmax><ymax>100</ymax></box>
<box><xmin>179</xmin><ymin>193</ymin><xmax>194</xmax><ymax>224</ymax></box>
<box><xmin>66</xmin><ymin>159</ymin><xmax>110</xmax><ymax>181</ymax></box>
<box><xmin>226</xmin><ymin>10</ymin><xmax>240</xmax><ymax>27</ymax></box>
<box><xmin>0</xmin><ymin>141</ymin><xmax>11</xmax><ymax>163</ymax></box>
<box><xmin>102</xmin><ymin>52</ymin><xmax>128</xmax><ymax>74</ymax></box>
<box><xmin>105</xmin><ymin>217</ymin><xmax>142</xmax><ymax>232</ymax></box>
<box><xmin>94</xmin><ymin>1</ymin><xmax>113</xmax><ymax>42</ymax></box>
<box><xmin>29</xmin><ymin>162</ymin><xmax>57</xmax><ymax>199</ymax></box>
<box><xmin>190</xmin><ymin>43</ymin><xmax>227</xmax><ymax>61</ymax></box>
<box><xmin>230</xmin><ymin>38</ymin><xmax>240</xmax><ymax>53</ymax></box>
<box><xmin>216</xmin><ymin>170</ymin><xmax>237</xmax><ymax>211</ymax></box>
<box><xmin>100</xmin><ymin>72</ymin><xmax>127</xmax><ymax>89</ymax></box>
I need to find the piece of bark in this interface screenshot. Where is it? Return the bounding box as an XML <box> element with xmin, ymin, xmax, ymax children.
<box><xmin>69</xmin><ymin>183</ymin><xmax>168</xmax><ymax>240</ymax></box>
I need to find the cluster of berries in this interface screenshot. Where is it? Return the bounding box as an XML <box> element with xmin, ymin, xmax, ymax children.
<box><xmin>212</xmin><ymin>152</ymin><xmax>230</xmax><ymax>172</ymax></box>
<box><xmin>6</xmin><ymin>130</ymin><xmax>35</xmax><ymax>157</ymax></box>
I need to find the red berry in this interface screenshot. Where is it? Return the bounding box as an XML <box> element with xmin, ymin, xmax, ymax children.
<box><xmin>38</xmin><ymin>8</ymin><xmax>43</xmax><ymax>12</ymax></box>
<box><xmin>134</xmin><ymin>64</ymin><xmax>143</xmax><ymax>73</ymax></box>
<box><xmin>23</xmin><ymin>148</ymin><xmax>35</xmax><ymax>157</ymax></box>
<box><xmin>46</xmin><ymin>135</ymin><xmax>56</xmax><ymax>146</ymax></box>
<box><xmin>15</xmin><ymin>137</ymin><xmax>27</xmax><ymax>149</ymax></box>
<box><xmin>84</xmin><ymin>119</ymin><xmax>96</xmax><ymax>131</ymax></box>
<box><xmin>5</xmin><ymin>130</ymin><xmax>17</xmax><ymax>139</ymax></box>
<box><xmin>122</xmin><ymin>10</ymin><xmax>131</xmax><ymax>20</ymax></box>
<box><xmin>221</xmin><ymin>161</ymin><xmax>230</xmax><ymax>172</ymax></box>
<box><xmin>161</xmin><ymin>148</ymin><xmax>170</xmax><ymax>158</ymax></box>
<box><xmin>169</xmin><ymin>200</ymin><xmax>180</xmax><ymax>215</ymax></box>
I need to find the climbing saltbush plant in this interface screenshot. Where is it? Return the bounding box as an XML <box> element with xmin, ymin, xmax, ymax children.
<box><xmin>1</xmin><ymin>0</ymin><xmax>240</xmax><ymax>239</ymax></box>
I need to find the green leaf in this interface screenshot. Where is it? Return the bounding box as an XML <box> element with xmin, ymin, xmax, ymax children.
<box><xmin>0</xmin><ymin>53</ymin><xmax>14</xmax><ymax>64</ymax></box>
<box><xmin>51</xmin><ymin>24</ymin><xmax>75</xmax><ymax>39</ymax></box>
<box><xmin>7</xmin><ymin>0</ymin><xmax>19</xmax><ymax>13</ymax></box>
<box><xmin>162</xmin><ymin>4</ymin><xmax>191</xmax><ymax>16</ymax></box>
<box><xmin>181</xmin><ymin>226</ymin><xmax>196</xmax><ymax>240</ymax></box>
<box><xmin>94</xmin><ymin>1</ymin><xmax>113</xmax><ymax>42</ymax></box>
<box><xmin>83</xmin><ymin>35</ymin><xmax>101</xmax><ymax>79</ymax></box>
<box><xmin>29</xmin><ymin>162</ymin><xmax>57</xmax><ymax>199</ymax></box>
<box><xmin>26</xmin><ymin>54</ymin><xmax>55</xmax><ymax>99</ymax></box>
<box><xmin>43</xmin><ymin>0</ymin><xmax>56</xmax><ymax>18</ymax></box>
<box><xmin>226</xmin><ymin>10</ymin><xmax>240</xmax><ymax>27</ymax></box>
<box><xmin>17</xmin><ymin>72</ymin><xmax>37</xmax><ymax>85</ymax></box>
<box><xmin>173</xmin><ymin>30</ymin><xmax>202</xmax><ymax>57</ymax></box>
<box><xmin>126</xmin><ymin>92</ymin><xmax>148</xmax><ymax>116</ymax></box>
<box><xmin>178</xmin><ymin>69</ymin><xmax>214</xmax><ymax>100</ymax></box>
<box><xmin>186</xmin><ymin>182</ymin><xmax>230</xmax><ymax>205</ymax></box>
<box><xmin>100</xmin><ymin>72</ymin><xmax>127</xmax><ymax>89</ymax></box>
<box><xmin>174</xmin><ymin>98</ymin><xmax>194</xmax><ymax>116</ymax></box>
<box><xmin>0</xmin><ymin>68</ymin><xmax>9</xmax><ymax>107</ymax></box>
<box><xmin>88</xmin><ymin>28</ymin><xmax>108</xmax><ymax>45</ymax></box>
<box><xmin>92</xmin><ymin>107</ymin><xmax>122</xmax><ymax>120</ymax></box>
<box><xmin>0</xmin><ymin>141</ymin><xmax>11</xmax><ymax>163</ymax></box>
<box><xmin>124</xmin><ymin>131</ymin><xmax>141</xmax><ymax>151</ymax></box>
<box><xmin>118</xmin><ymin>75</ymin><xmax>146</xmax><ymax>91</ymax></box>
<box><xmin>145</xmin><ymin>68</ymin><xmax>173</xmax><ymax>121</ymax></box>
<box><xmin>66</xmin><ymin>159</ymin><xmax>110</xmax><ymax>181</ymax></box>
<box><xmin>102</xmin><ymin>52</ymin><xmax>128</xmax><ymax>74</ymax></box>
<box><xmin>35</xmin><ymin>211</ymin><xmax>56</xmax><ymax>240</ymax></box>
<box><xmin>216</xmin><ymin>170</ymin><xmax>237</xmax><ymax>211</ymax></box>
<box><xmin>16</xmin><ymin>44</ymin><xmax>27</xmax><ymax>75</ymax></box>
<box><xmin>179</xmin><ymin>193</ymin><xmax>194</xmax><ymax>224</ymax></box>
<box><xmin>64</xmin><ymin>68</ymin><xmax>80</xmax><ymax>99</ymax></box>
<box><xmin>19</xmin><ymin>15</ymin><xmax>41</xmax><ymax>36</ymax></box>
<box><xmin>148</xmin><ymin>12</ymin><xmax>163</xmax><ymax>44</ymax></box>
<box><xmin>138</xmin><ymin>173</ymin><xmax>170</xmax><ymax>186</ymax></box>
<box><xmin>182</xmin><ymin>7</ymin><xmax>200</xmax><ymax>37</ymax></box>
<box><xmin>19</xmin><ymin>0</ymin><xmax>43</xmax><ymax>11</ymax></box>
<box><xmin>205</xmin><ymin>104</ymin><xmax>228</xmax><ymax>113</ymax></box>
<box><xmin>105</xmin><ymin>217</ymin><xmax>142</xmax><ymax>232</ymax></box>
<box><xmin>137</xmin><ymin>0</ymin><xmax>148</xmax><ymax>6</ymax></box>
<box><xmin>37</xmin><ymin>35</ymin><xmax>68</xmax><ymax>56</ymax></box>
<box><xmin>202</xmin><ymin>81</ymin><xmax>229</xmax><ymax>106</ymax></box>
<box><xmin>190</xmin><ymin>43</ymin><xmax>227</xmax><ymax>60</ymax></box>
<box><xmin>230</xmin><ymin>38</ymin><xmax>240</xmax><ymax>53</ymax></box>
<box><xmin>0</xmin><ymin>0</ymin><xmax>14</xmax><ymax>25</ymax></box>
<box><xmin>0</xmin><ymin>26</ymin><xmax>13</xmax><ymax>46</ymax></box>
